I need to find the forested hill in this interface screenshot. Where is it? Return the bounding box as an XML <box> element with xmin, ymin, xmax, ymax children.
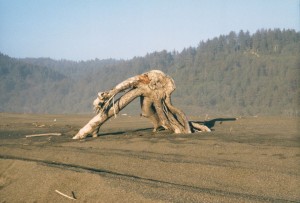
<box><xmin>0</xmin><ymin>29</ymin><xmax>299</xmax><ymax>116</ymax></box>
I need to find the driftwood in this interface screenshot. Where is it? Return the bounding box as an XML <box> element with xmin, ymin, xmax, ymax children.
<box><xmin>25</xmin><ymin>133</ymin><xmax>62</xmax><ymax>138</ymax></box>
<box><xmin>55</xmin><ymin>190</ymin><xmax>76</xmax><ymax>200</ymax></box>
<box><xmin>73</xmin><ymin>70</ymin><xmax>210</xmax><ymax>139</ymax></box>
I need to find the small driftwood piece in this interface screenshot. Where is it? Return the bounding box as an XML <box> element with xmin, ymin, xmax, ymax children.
<box><xmin>55</xmin><ymin>190</ymin><xmax>76</xmax><ymax>200</ymax></box>
<box><xmin>73</xmin><ymin>70</ymin><xmax>210</xmax><ymax>139</ymax></box>
<box><xmin>190</xmin><ymin>122</ymin><xmax>211</xmax><ymax>132</ymax></box>
<box><xmin>25</xmin><ymin>133</ymin><xmax>62</xmax><ymax>138</ymax></box>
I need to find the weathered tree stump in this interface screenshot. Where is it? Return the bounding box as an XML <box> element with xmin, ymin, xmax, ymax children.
<box><xmin>73</xmin><ymin>70</ymin><xmax>210</xmax><ymax>139</ymax></box>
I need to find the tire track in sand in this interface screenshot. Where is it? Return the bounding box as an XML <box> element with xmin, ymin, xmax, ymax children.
<box><xmin>0</xmin><ymin>154</ymin><xmax>298</xmax><ymax>203</ymax></box>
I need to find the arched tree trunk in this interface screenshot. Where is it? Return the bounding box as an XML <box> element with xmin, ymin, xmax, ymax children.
<box><xmin>73</xmin><ymin>70</ymin><xmax>210</xmax><ymax>139</ymax></box>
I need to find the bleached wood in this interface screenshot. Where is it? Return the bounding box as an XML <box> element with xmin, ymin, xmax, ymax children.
<box><xmin>73</xmin><ymin>70</ymin><xmax>210</xmax><ymax>139</ymax></box>
<box><xmin>25</xmin><ymin>133</ymin><xmax>62</xmax><ymax>138</ymax></box>
<box><xmin>55</xmin><ymin>190</ymin><xmax>76</xmax><ymax>200</ymax></box>
<box><xmin>190</xmin><ymin>122</ymin><xmax>212</xmax><ymax>132</ymax></box>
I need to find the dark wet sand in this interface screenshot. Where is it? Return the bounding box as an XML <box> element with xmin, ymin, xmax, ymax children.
<box><xmin>0</xmin><ymin>113</ymin><xmax>299</xmax><ymax>202</ymax></box>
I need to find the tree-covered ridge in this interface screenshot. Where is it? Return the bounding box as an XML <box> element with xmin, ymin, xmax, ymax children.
<box><xmin>169</xmin><ymin>29</ymin><xmax>300</xmax><ymax>116</ymax></box>
<box><xmin>0</xmin><ymin>29</ymin><xmax>299</xmax><ymax>116</ymax></box>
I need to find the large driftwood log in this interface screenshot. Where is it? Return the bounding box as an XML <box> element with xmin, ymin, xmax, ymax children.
<box><xmin>73</xmin><ymin>70</ymin><xmax>210</xmax><ymax>139</ymax></box>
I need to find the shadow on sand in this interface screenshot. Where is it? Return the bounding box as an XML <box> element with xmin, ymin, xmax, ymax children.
<box><xmin>190</xmin><ymin>118</ymin><xmax>237</xmax><ymax>130</ymax></box>
<box><xmin>98</xmin><ymin>128</ymin><xmax>154</xmax><ymax>137</ymax></box>
<box><xmin>96</xmin><ymin>118</ymin><xmax>237</xmax><ymax>137</ymax></box>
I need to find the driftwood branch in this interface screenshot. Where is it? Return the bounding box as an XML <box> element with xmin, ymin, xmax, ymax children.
<box><xmin>25</xmin><ymin>133</ymin><xmax>62</xmax><ymax>138</ymax></box>
<box><xmin>73</xmin><ymin>70</ymin><xmax>210</xmax><ymax>139</ymax></box>
<box><xmin>55</xmin><ymin>190</ymin><xmax>76</xmax><ymax>200</ymax></box>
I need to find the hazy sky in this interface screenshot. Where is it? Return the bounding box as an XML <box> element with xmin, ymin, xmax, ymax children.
<box><xmin>0</xmin><ymin>0</ymin><xmax>299</xmax><ymax>61</ymax></box>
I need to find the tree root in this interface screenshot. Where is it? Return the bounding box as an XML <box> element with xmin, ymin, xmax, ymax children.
<box><xmin>73</xmin><ymin>70</ymin><xmax>210</xmax><ymax>139</ymax></box>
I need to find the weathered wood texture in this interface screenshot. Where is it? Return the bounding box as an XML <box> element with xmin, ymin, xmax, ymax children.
<box><xmin>73</xmin><ymin>70</ymin><xmax>210</xmax><ymax>139</ymax></box>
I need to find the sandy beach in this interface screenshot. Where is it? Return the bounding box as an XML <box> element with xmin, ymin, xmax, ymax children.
<box><xmin>0</xmin><ymin>113</ymin><xmax>299</xmax><ymax>202</ymax></box>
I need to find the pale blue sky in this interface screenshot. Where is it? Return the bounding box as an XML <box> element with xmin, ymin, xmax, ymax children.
<box><xmin>0</xmin><ymin>0</ymin><xmax>299</xmax><ymax>61</ymax></box>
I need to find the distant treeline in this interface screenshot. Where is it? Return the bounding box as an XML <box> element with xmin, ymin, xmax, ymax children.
<box><xmin>0</xmin><ymin>29</ymin><xmax>299</xmax><ymax>116</ymax></box>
